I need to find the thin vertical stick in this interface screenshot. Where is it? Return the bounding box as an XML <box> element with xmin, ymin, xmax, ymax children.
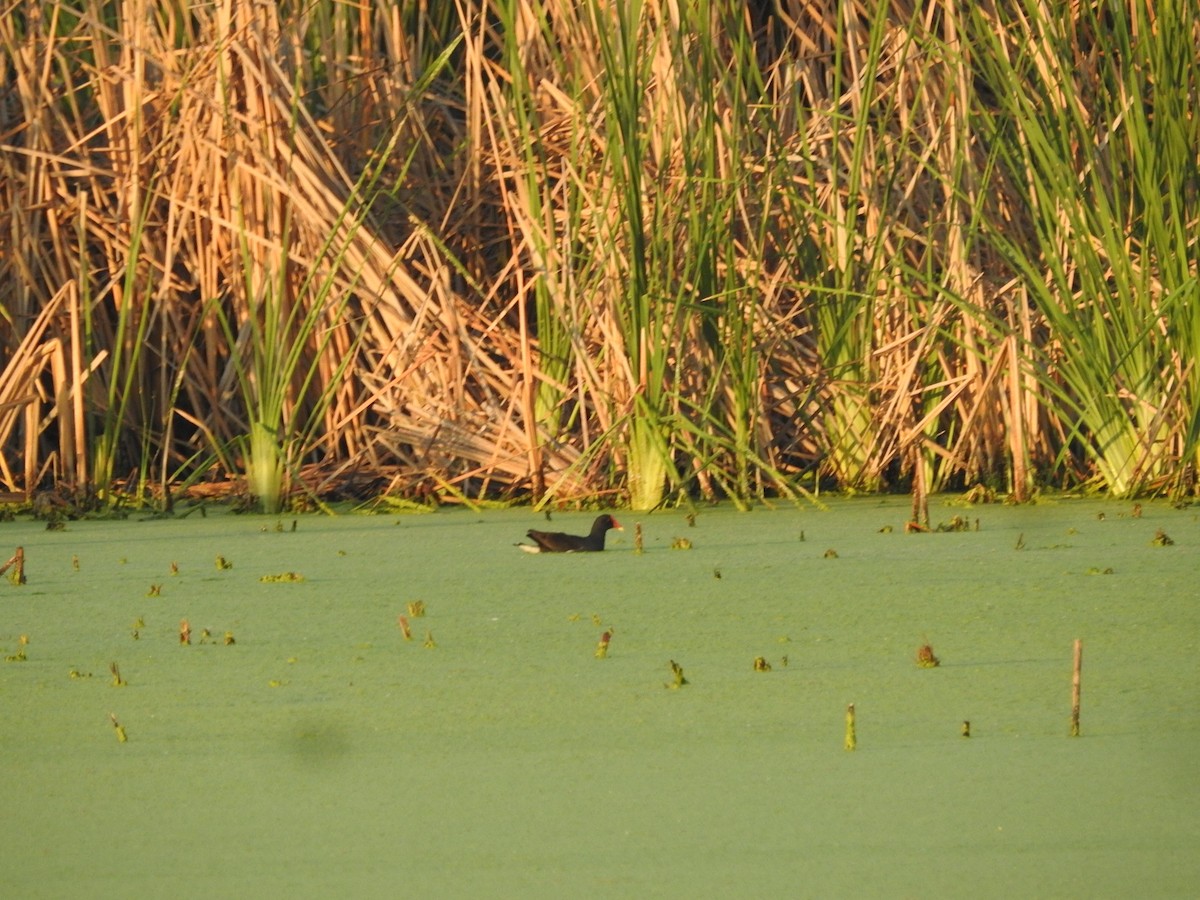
<box><xmin>1070</xmin><ymin>639</ymin><xmax>1082</xmax><ymax>736</ymax></box>
<box><xmin>844</xmin><ymin>703</ymin><xmax>857</xmax><ymax>751</ymax></box>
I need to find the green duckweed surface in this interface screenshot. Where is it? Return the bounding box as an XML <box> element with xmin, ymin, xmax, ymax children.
<box><xmin>1</xmin><ymin>497</ymin><xmax>1198</xmax><ymax>898</ymax></box>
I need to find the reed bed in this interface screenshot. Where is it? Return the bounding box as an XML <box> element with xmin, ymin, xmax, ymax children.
<box><xmin>1</xmin><ymin>0</ymin><xmax>1197</xmax><ymax>511</ymax></box>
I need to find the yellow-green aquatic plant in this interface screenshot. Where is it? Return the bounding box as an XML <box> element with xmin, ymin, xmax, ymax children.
<box><xmin>667</xmin><ymin>659</ymin><xmax>688</xmax><ymax>689</ymax></box>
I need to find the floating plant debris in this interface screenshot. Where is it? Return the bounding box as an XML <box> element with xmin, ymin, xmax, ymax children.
<box><xmin>259</xmin><ymin>572</ymin><xmax>305</xmax><ymax>583</ymax></box>
<box><xmin>916</xmin><ymin>643</ymin><xmax>941</xmax><ymax>668</ymax></box>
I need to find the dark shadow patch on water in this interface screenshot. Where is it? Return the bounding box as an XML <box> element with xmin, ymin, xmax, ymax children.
<box><xmin>286</xmin><ymin>717</ymin><xmax>352</xmax><ymax>768</ymax></box>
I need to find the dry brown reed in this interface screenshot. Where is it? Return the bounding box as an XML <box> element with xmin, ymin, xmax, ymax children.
<box><xmin>1</xmin><ymin>0</ymin><xmax>1196</xmax><ymax>508</ymax></box>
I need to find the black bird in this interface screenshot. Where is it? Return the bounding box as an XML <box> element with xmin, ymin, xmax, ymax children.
<box><xmin>519</xmin><ymin>514</ymin><xmax>623</xmax><ymax>553</ymax></box>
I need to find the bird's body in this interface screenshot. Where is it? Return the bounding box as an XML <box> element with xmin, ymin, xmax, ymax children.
<box><xmin>520</xmin><ymin>514</ymin><xmax>622</xmax><ymax>553</ymax></box>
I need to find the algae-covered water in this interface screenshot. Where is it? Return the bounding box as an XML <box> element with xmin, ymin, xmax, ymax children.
<box><xmin>1</xmin><ymin>497</ymin><xmax>1198</xmax><ymax>898</ymax></box>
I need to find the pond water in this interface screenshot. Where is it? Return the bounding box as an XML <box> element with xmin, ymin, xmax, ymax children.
<box><xmin>1</xmin><ymin>497</ymin><xmax>1197</xmax><ymax>897</ymax></box>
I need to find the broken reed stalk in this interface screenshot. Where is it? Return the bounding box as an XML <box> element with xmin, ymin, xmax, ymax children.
<box><xmin>0</xmin><ymin>547</ymin><xmax>26</xmax><ymax>584</ymax></box>
<box><xmin>844</xmin><ymin>703</ymin><xmax>857</xmax><ymax>751</ymax></box>
<box><xmin>1070</xmin><ymin>638</ymin><xmax>1083</xmax><ymax>737</ymax></box>
<box><xmin>595</xmin><ymin>630</ymin><xmax>612</xmax><ymax>659</ymax></box>
<box><xmin>910</xmin><ymin>451</ymin><xmax>929</xmax><ymax>529</ymax></box>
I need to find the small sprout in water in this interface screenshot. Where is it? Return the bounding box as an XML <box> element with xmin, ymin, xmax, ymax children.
<box><xmin>179</xmin><ymin>619</ymin><xmax>191</xmax><ymax>645</ymax></box>
<box><xmin>223</xmin><ymin>631</ymin><xmax>236</xmax><ymax>646</ymax></box>
<box><xmin>1085</xmin><ymin>566</ymin><xmax>1115</xmax><ymax>575</ymax></box>
<box><xmin>147</xmin><ymin>584</ymin><xmax>162</xmax><ymax>598</ymax></box>
<box><xmin>916</xmin><ymin>643</ymin><xmax>940</xmax><ymax>668</ymax></box>
<box><xmin>215</xmin><ymin>555</ymin><xmax>233</xmax><ymax>570</ymax></box>
<box><xmin>591</xmin><ymin>614</ymin><xmax>602</xmax><ymax>626</ymax></box>
<box><xmin>109</xmin><ymin>713</ymin><xmax>127</xmax><ymax>743</ymax></box>
<box><xmin>878</xmin><ymin>524</ymin><xmax>893</xmax><ymax>533</ymax></box>
<box><xmin>666</xmin><ymin>660</ymin><xmax>688</xmax><ymax>689</ymax></box>
<box><xmin>69</xmin><ymin>668</ymin><xmax>92</xmax><ymax>679</ymax></box>
<box><xmin>713</xmin><ymin>567</ymin><xmax>722</xmax><ymax>579</ymax></box>
<box><xmin>961</xmin><ymin>720</ymin><xmax>971</xmax><ymax>738</ymax></box>
<box><xmin>634</xmin><ymin>522</ymin><xmax>644</xmax><ymax>555</ymax></box>
<box><xmin>753</xmin><ymin>656</ymin><xmax>772</xmax><ymax>672</ymax></box>
<box><xmin>671</xmin><ymin>537</ymin><xmax>693</xmax><ymax>550</ymax></box>
<box><xmin>72</xmin><ymin>554</ymin><xmax>80</xmax><ymax>571</ymax></box>
<box><xmin>199</xmin><ymin>628</ymin><xmax>212</xmax><ymax>644</ymax></box>
<box><xmin>1151</xmin><ymin>528</ymin><xmax>1174</xmax><ymax>547</ymax></box>
<box><xmin>780</xmin><ymin>655</ymin><xmax>789</xmax><ymax>667</ymax></box>
<box><xmin>1131</xmin><ymin>503</ymin><xmax>1142</xmax><ymax>519</ymax></box>
<box><xmin>1014</xmin><ymin>532</ymin><xmax>1026</xmax><ymax>550</ymax></box>
<box><xmin>823</xmin><ymin>548</ymin><xmax>839</xmax><ymax>559</ymax></box>
<box><xmin>397</xmin><ymin>615</ymin><xmax>412</xmax><ymax>640</ymax></box>
<box><xmin>268</xmin><ymin>679</ymin><xmax>285</xmax><ymax>688</ymax></box>
<box><xmin>844</xmin><ymin>703</ymin><xmax>857</xmax><ymax>751</ymax></box>
<box><xmin>1096</xmin><ymin>511</ymin><xmax>1106</xmax><ymax>521</ymax></box>
<box><xmin>799</xmin><ymin>530</ymin><xmax>805</xmax><ymax>542</ymax></box>
<box><xmin>169</xmin><ymin>561</ymin><xmax>179</xmax><ymax>576</ymax></box>
<box><xmin>595</xmin><ymin>629</ymin><xmax>613</xmax><ymax>659</ymax></box>
<box><xmin>407</xmin><ymin>600</ymin><xmax>426</xmax><ymax>618</ymax></box>
<box><xmin>109</xmin><ymin>662</ymin><xmax>126</xmax><ymax>686</ymax></box>
<box><xmin>686</xmin><ymin>512</ymin><xmax>696</xmax><ymax>527</ymax></box>
<box><xmin>423</xmin><ymin>631</ymin><xmax>437</xmax><ymax>649</ymax></box>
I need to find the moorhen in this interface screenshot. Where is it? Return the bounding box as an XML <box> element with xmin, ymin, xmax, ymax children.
<box><xmin>519</xmin><ymin>514</ymin><xmax>623</xmax><ymax>553</ymax></box>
